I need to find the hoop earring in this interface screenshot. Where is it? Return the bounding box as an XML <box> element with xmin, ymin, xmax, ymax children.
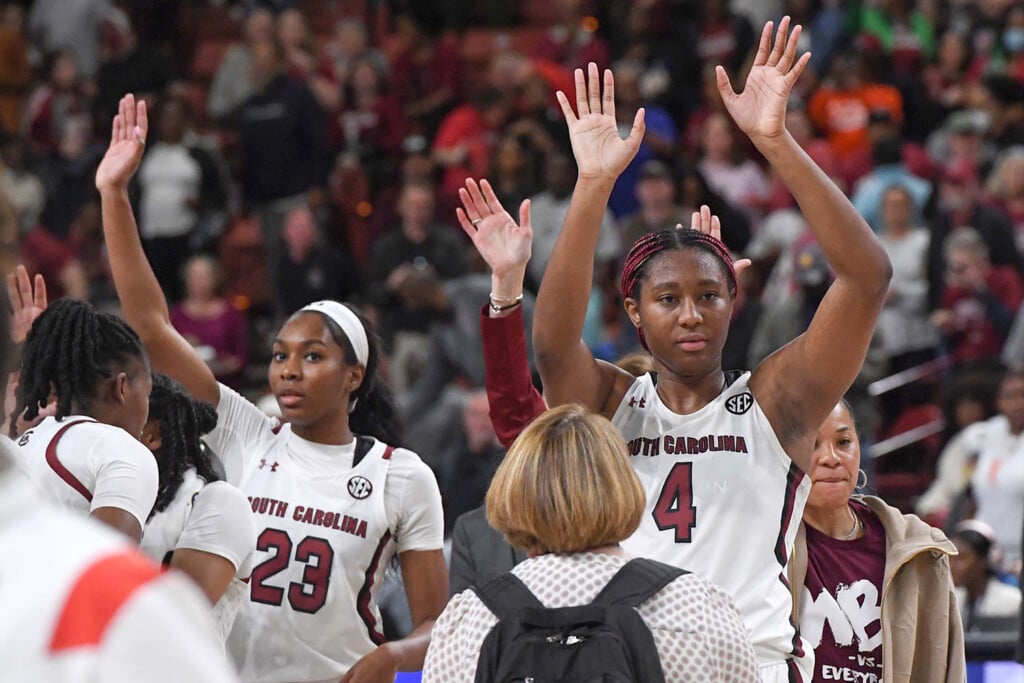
<box><xmin>856</xmin><ymin>469</ymin><xmax>868</xmax><ymax>489</ymax></box>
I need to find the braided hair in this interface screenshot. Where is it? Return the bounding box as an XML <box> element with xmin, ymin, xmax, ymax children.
<box><xmin>13</xmin><ymin>298</ymin><xmax>147</xmax><ymax>435</ymax></box>
<box><xmin>148</xmin><ymin>373</ymin><xmax>221</xmax><ymax>517</ymax></box>
<box><xmin>619</xmin><ymin>228</ymin><xmax>737</xmax><ymax>350</ymax></box>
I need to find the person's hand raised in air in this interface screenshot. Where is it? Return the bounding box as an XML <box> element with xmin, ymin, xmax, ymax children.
<box><xmin>96</xmin><ymin>93</ymin><xmax>147</xmax><ymax>194</ymax></box>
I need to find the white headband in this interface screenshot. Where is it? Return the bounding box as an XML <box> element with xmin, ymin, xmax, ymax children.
<box><xmin>301</xmin><ymin>301</ymin><xmax>369</xmax><ymax>367</ymax></box>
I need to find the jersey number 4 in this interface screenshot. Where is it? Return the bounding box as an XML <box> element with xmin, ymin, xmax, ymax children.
<box><xmin>250</xmin><ymin>528</ymin><xmax>334</xmax><ymax>613</ymax></box>
<box><xmin>653</xmin><ymin>463</ymin><xmax>697</xmax><ymax>543</ymax></box>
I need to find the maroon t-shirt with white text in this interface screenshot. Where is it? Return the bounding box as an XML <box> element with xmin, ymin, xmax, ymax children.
<box><xmin>801</xmin><ymin>500</ymin><xmax>886</xmax><ymax>683</ymax></box>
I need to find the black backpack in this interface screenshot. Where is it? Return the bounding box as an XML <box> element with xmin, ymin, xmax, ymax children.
<box><xmin>471</xmin><ymin>557</ymin><xmax>686</xmax><ymax>683</ymax></box>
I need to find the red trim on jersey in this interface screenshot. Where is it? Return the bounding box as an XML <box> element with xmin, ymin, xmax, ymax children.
<box><xmin>382</xmin><ymin>445</ymin><xmax>394</xmax><ymax>460</ymax></box>
<box><xmin>45</xmin><ymin>419</ymin><xmax>96</xmax><ymax>502</ymax></box>
<box><xmin>49</xmin><ymin>551</ymin><xmax>160</xmax><ymax>651</ymax></box>
<box><xmin>356</xmin><ymin>530</ymin><xmax>393</xmax><ymax>645</ymax></box>
<box><xmin>774</xmin><ymin>462</ymin><xmax>807</xmax><ymax>660</ymax></box>
<box><xmin>787</xmin><ymin>657</ymin><xmax>805</xmax><ymax>683</ymax></box>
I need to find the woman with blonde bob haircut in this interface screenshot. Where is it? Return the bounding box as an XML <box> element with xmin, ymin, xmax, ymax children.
<box><xmin>423</xmin><ymin>405</ymin><xmax>759</xmax><ymax>683</ymax></box>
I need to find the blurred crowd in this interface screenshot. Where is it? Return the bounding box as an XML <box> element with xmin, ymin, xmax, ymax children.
<box><xmin>3</xmin><ymin>0</ymin><xmax>1024</xmax><ymax>600</ymax></box>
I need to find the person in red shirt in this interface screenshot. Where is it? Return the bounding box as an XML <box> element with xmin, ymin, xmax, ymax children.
<box><xmin>932</xmin><ymin>227</ymin><xmax>1024</xmax><ymax>364</ymax></box>
<box><xmin>808</xmin><ymin>50</ymin><xmax>902</xmax><ymax>163</ymax></box>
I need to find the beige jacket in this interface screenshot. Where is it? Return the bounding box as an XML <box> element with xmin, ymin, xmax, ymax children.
<box><xmin>790</xmin><ymin>495</ymin><xmax>966</xmax><ymax>683</ymax></box>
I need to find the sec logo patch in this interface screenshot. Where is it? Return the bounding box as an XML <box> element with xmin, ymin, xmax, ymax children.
<box><xmin>347</xmin><ymin>475</ymin><xmax>373</xmax><ymax>500</ymax></box>
<box><xmin>726</xmin><ymin>392</ymin><xmax>753</xmax><ymax>415</ymax></box>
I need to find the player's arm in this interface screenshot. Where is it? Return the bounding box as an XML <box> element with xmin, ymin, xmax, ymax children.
<box><xmin>455</xmin><ymin>178</ymin><xmax>546</xmax><ymax>446</ymax></box>
<box><xmin>533</xmin><ymin>64</ymin><xmax>644</xmax><ymax>415</ymax></box>
<box><xmin>97</xmin><ymin>94</ymin><xmax>219</xmax><ymax>406</ymax></box>
<box><xmin>90</xmin><ymin>432</ymin><xmax>160</xmax><ymax>544</ymax></box>
<box><xmin>734</xmin><ymin>20</ymin><xmax>892</xmax><ymax>472</ymax></box>
<box><xmin>171</xmin><ymin>482</ymin><xmax>257</xmax><ymax>604</ymax></box>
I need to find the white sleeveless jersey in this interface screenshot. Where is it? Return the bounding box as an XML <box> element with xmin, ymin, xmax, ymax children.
<box><xmin>612</xmin><ymin>372</ymin><xmax>813</xmax><ymax>677</ymax></box>
<box><xmin>10</xmin><ymin>416</ymin><xmax>158</xmax><ymax>530</ymax></box>
<box><xmin>0</xmin><ymin>468</ymin><xmax>236</xmax><ymax>683</ymax></box>
<box><xmin>208</xmin><ymin>384</ymin><xmax>444</xmax><ymax>683</ymax></box>
<box><xmin>142</xmin><ymin>468</ymin><xmax>257</xmax><ymax>642</ymax></box>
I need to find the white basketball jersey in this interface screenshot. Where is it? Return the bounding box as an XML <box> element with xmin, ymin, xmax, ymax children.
<box><xmin>612</xmin><ymin>371</ymin><xmax>812</xmax><ymax>676</ymax></box>
<box><xmin>142</xmin><ymin>468</ymin><xmax>256</xmax><ymax>642</ymax></box>
<box><xmin>227</xmin><ymin>434</ymin><xmax>397</xmax><ymax>683</ymax></box>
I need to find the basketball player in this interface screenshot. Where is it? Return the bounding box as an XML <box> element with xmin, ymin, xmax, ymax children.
<box><xmin>99</xmin><ymin>94</ymin><xmax>447</xmax><ymax>683</ymax></box>
<box><xmin>530</xmin><ymin>21</ymin><xmax>892</xmax><ymax>682</ymax></box>
<box><xmin>141</xmin><ymin>373</ymin><xmax>257</xmax><ymax>641</ymax></box>
<box><xmin>8</xmin><ymin>295</ymin><xmax>157</xmax><ymax>543</ymax></box>
<box><xmin>0</xmin><ymin>279</ymin><xmax>236</xmax><ymax>683</ymax></box>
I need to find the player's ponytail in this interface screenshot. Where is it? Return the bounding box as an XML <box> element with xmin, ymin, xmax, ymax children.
<box><xmin>148</xmin><ymin>373</ymin><xmax>222</xmax><ymax>517</ymax></box>
<box><xmin>320</xmin><ymin>310</ymin><xmax>403</xmax><ymax>446</ymax></box>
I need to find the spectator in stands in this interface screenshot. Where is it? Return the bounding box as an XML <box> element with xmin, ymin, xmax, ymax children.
<box><xmin>94</xmin><ymin>11</ymin><xmax>176</xmax><ymax>128</ymax></box>
<box><xmin>986</xmin><ymin>146</ymin><xmax>1024</xmax><ymax>251</ymax></box>
<box><xmin>619</xmin><ymin>160</ymin><xmax>689</xmax><ymax>251</ymax></box>
<box><xmin>968</xmin><ymin>370</ymin><xmax>1024</xmax><ymax>572</ymax></box>
<box><xmin>339</xmin><ymin>56</ymin><xmax>406</xmax><ymax>189</ymax></box>
<box><xmin>206</xmin><ymin>6</ymin><xmax>274</xmax><ymax>121</ymax></box>
<box><xmin>237</xmin><ymin>39</ymin><xmax>327</xmax><ymax>302</ymax></box>
<box><xmin>931</xmin><ymin>228</ymin><xmax>1023</xmax><ymax>364</ymax></box>
<box><xmin>851</xmin><ymin>136</ymin><xmax>931</xmax><ymax>233</ymax></box>
<box><xmin>792</xmin><ymin>400</ymin><xmax>964</xmax><ymax>683</ymax></box>
<box><xmin>277</xmin><ymin>8</ymin><xmax>339</xmax><ymax>114</ymax></box>
<box><xmin>27</xmin><ymin>0</ymin><xmax>113</xmax><ymax>79</ymax></box>
<box><xmin>136</xmin><ymin>96</ymin><xmax>226</xmax><ymax>303</ymax></box>
<box><xmin>325</xmin><ymin>18</ymin><xmax>388</xmax><ymax>92</ymax></box>
<box><xmin>170</xmin><ymin>254</ymin><xmax>247</xmax><ymax>390</ymax></box>
<box><xmin>22</xmin><ymin>50</ymin><xmax>88</xmax><ymax>156</ymax></box>
<box><xmin>922</xmin><ymin>31</ymin><xmax>978</xmax><ymax>127</ymax></box>
<box><xmin>0</xmin><ymin>4</ymin><xmax>30</xmax><ymax>137</ymax></box>
<box><xmin>917</xmin><ymin>372</ymin><xmax>998</xmax><ymax>524</ymax></box>
<box><xmin>927</xmin><ymin>110</ymin><xmax>996</xmax><ymax>177</ymax></box>
<box><xmin>876</xmin><ymin>185</ymin><xmax>939</xmax><ymax>375</ymax></box>
<box><xmin>698</xmin><ymin>111</ymin><xmax>770</xmax><ymax>227</ymax></box>
<box><xmin>950</xmin><ymin>521</ymin><xmax>1022</xmax><ymax>630</ymax></box>
<box><xmin>368</xmin><ymin>179</ymin><xmax>466</xmax><ymax>384</ymax></box>
<box><xmin>0</xmin><ymin>138</ymin><xmax>44</xmax><ymax>234</ymax></box>
<box><xmin>532</xmin><ymin>0</ymin><xmax>610</xmax><ymax>72</ymax></box>
<box><xmin>276</xmin><ymin>204</ymin><xmax>359</xmax><ymax>315</ymax></box>
<box><xmin>749</xmin><ymin>241</ymin><xmax>888</xmax><ymax>439</ymax></box>
<box><xmin>694</xmin><ymin>0</ymin><xmax>756</xmax><ymax>76</ymax></box>
<box><xmin>390</xmin><ymin>11</ymin><xmax>461</xmax><ymax>138</ymax></box>
<box><xmin>489</xmin><ymin>133</ymin><xmax>542</xmax><ymax>213</ymax></box>
<box><xmin>855</xmin><ymin>0</ymin><xmax>935</xmax><ymax>77</ymax></box>
<box><xmin>433</xmin><ymin>88</ymin><xmax>511</xmax><ymax>213</ymax></box>
<box><xmin>423</xmin><ymin>404</ymin><xmax>760</xmax><ymax>683</ymax></box>
<box><xmin>38</xmin><ymin>112</ymin><xmax>103</xmax><ymax>240</ymax></box>
<box><xmin>527</xmin><ymin>153</ymin><xmax>619</xmax><ymax>291</ymax></box>
<box><xmin>606</xmin><ymin>59</ymin><xmax>676</xmax><ymax>218</ymax></box>
<box><xmin>808</xmin><ymin>49</ymin><xmax>902</xmax><ymax>163</ymax></box>
<box><xmin>927</xmin><ymin>162</ymin><xmax>1022</xmax><ymax>310</ymax></box>
<box><xmin>677</xmin><ymin>164</ymin><xmax>751</xmax><ymax>253</ymax></box>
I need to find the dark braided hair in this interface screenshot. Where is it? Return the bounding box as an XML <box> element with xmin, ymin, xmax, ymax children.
<box><xmin>13</xmin><ymin>298</ymin><xmax>147</xmax><ymax>435</ymax></box>
<box><xmin>148</xmin><ymin>373</ymin><xmax>221</xmax><ymax>517</ymax></box>
<box><xmin>305</xmin><ymin>305</ymin><xmax>403</xmax><ymax>446</ymax></box>
<box><xmin>619</xmin><ymin>228</ymin><xmax>737</xmax><ymax>349</ymax></box>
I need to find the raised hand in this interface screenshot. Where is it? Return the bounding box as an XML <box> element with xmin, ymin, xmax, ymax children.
<box><xmin>716</xmin><ymin>17</ymin><xmax>810</xmax><ymax>144</ymax></box>
<box><xmin>685</xmin><ymin>205</ymin><xmax>752</xmax><ymax>278</ymax></box>
<box><xmin>7</xmin><ymin>265</ymin><xmax>47</xmax><ymax>345</ymax></box>
<box><xmin>556</xmin><ymin>63</ymin><xmax>645</xmax><ymax>182</ymax></box>
<box><xmin>96</xmin><ymin>94</ymin><xmax>148</xmax><ymax>193</ymax></box>
<box><xmin>456</xmin><ymin>178</ymin><xmax>532</xmax><ymax>278</ymax></box>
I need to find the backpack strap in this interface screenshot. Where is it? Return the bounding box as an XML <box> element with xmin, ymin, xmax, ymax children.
<box><xmin>472</xmin><ymin>573</ymin><xmax>545</xmax><ymax>621</ymax></box>
<box><xmin>593</xmin><ymin>558</ymin><xmax>687</xmax><ymax>608</ymax></box>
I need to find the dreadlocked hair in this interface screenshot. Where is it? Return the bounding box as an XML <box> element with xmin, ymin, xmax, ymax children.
<box><xmin>619</xmin><ymin>228</ymin><xmax>737</xmax><ymax>350</ymax></box>
<box><xmin>12</xmin><ymin>299</ymin><xmax>147</xmax><ymax>436</ymax></box>
<box><xmin>312</xmin><ymin>305</ymin><xmax>403</xmax><ymax>447</ymax></box>
<box><xmin>148</xmin><ymin>373</ymin><xmax>221</xmax><ymax>517</ymax></box>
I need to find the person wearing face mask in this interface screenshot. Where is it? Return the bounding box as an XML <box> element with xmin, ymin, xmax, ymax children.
<box><xmin>790</xmin><ymin>400</ymin><xmax>966</xmax><ymax>683</ymax></box>
<box><xmin>926</xmin><ymin>160</ymin><xmax>1022</xmax><ymax>311</ymax></box>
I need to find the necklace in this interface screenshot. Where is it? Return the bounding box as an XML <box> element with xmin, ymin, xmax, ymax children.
<box><xmin>842</xmin><ymin>505</ymin><xmax>862</xmax><ymax>541</ymax></box>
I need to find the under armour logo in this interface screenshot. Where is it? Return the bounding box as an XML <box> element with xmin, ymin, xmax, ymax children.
<box><xmin>628</xmin><ymin>396</ymin><xmax>647</xmax><ymax>409</ymax></box>
<box><xmin>259</xmin><ymin>460</ymin><xmax>280</xmax><ymax>472</ymax></box>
